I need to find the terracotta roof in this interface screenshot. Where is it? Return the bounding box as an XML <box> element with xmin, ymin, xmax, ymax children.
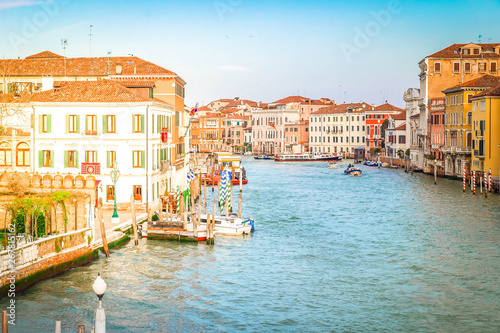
<box><xmin>390</xmin><ymin>112</ymin><xmax>406</xmax><ymax>120</ymax></box>
<box><xmin>29</xmin><ymin>80</ymin><xmax>168</xmax><ymax>104</ymax></box>
<box><xmin>220</xmin><ymin>108</ymin><xmax>240</xmax><ymax>114</ymax></box>
<box><xmin>312</xmin><ymin>102</ymin><xmax>372</xmax><ymax>115</ymax></box>
<box><xmin>0</xmin><ymin>51</ymin><xmax>176</xmax><ymax>76</ymax></box>
<box><xmin>471</xmin><ymin>83</ymin><xmax>500</xmax><ymax>98</ymax></box>
<box><xmin>427</xmin><ymin>43</ymin><xmax>500</xmax><ymax>59</ymax></box>
<box><xmin>25</xmin><ymin>51</ymin><xmax>64</xmax><ymax>59</ymax></box>
<box><xmin>444</xmin><ymin>74</ymin><xmax>500</xmax><ymax>92</ymax></box>
<box><xmin>111</xmin><ymin>79</ymin><xmax>156</xmax><ymax>88</ymax></box>
<box><xmin>197</xmin><ymin>106</ymin><xmax>211</xmax><ymax>111</ymax></box>
<box><xmin>373</xmin><ymin>103</ymin><xmax>404</xmax><ymax>112</ymax></box>
<box><xmin>224</xmin><ymin>99</ymin><xmax>261</xmax><ymax>108</ymax></box>
<box><xmin>0</xmin><ymin>92</ymin><xmax>32</xmax><ymax>104</ymax></box>
<box><xmin>271</xmin><ymin>95</ymin><xmax>309</xmax><ymax>104</ymax></box>
<box><xmin>395</xmin><ymin>123</ymin><xmax>406</xmax><ymax>130</ymax></box>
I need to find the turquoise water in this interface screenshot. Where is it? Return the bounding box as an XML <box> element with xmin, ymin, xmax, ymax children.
<box><xmin>2</xmin><ymin>157</ymin><xmax>500</xmax><ymax>332</ymax></box>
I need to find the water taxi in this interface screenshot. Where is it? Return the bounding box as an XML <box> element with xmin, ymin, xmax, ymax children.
<box><xmin>344</xmin><ymin>164</ymin><xmax>362</xmax><ymax>177</ymax></box>
<box><xmin>275</xmin><ymin>152</ymin><xmax>342</xmax><ymax>162</ymax></box>
<box><xmin>254</xmin><ymin>155</ymin><xmax>273</xmax><ymax>160</ymax></box>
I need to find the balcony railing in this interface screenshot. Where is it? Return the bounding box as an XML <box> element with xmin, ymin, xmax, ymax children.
<box><xmin>431</xmin><ymin>143</ymin><xmax>440</xmax><ymax>150</ymax></box>
<box><xmin>475</xmin><ymin>130</ymin><xmax>484</xmax><ymax>138</ymax></box>
<box><xmin>456</xmin><ymin>146</ymin><xmax>471</xmax><ymax>154</ymax></box>
<box><xmin>442</xmin><ymin>146</ymin><xmax>456</xmax><ymax>153</ymax></box>
<box><xmin>474</xmin><ymin>149</ymin><xmax>485</xmax><ymax>158</ymax></box>
<box><xmin>417</xmin><ymin>129</ymin><xmax>426</xmax><ymax>136</ymax></box>
<box><xmin>84</xmin><ymin>130</ymin><xmax>98</xmax><ymax>136</ymax></box>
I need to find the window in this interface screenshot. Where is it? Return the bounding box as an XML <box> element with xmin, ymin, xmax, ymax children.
<box><xmin>65</xmin><ymin>150</ymin><xmax>77</xmax><ymax>168</ymax></box>
<box><xmin>39</xmin><ymin>114</ymin><xmax>51</xmax><ymax>133</ymax></box>
<box><xmin>434</xmin><ymin>62</ymin><xmax>441</xmax><ymax>73</ymax></box>
<box><xmin>107</xmin><ymin>151</ymin><xmax>116</xmax><ymax>168</ymax></box>
<box><xmin>453</xmin><ymin>62</ymin><xmax>460</xmax><ymax>73</ymax></box>
<box><xmin>104</xmin><ymin>115</ymin><xmax>116</xmax><ymax>133</ymax></box>
<box><xmin>0</xmin><ymin>142</ymin><xmax>11</xmax><ymax>166</ymax></box>
<box><xmin>491</xmin><ymin>62</ymin><xmax>497</xmax><ymax>72</ymax></box>
<box><xmin>463</xmin><ymin>48</ymin><xmax>470</xmax><ymax>55</ymax></box>
<box><xmin>16</xmin><ymin>143</ymin><xmax>29</xmax><ymax>167</ymax></box>
<box><xmin>473</xmin><ymin>48</ymin><xmax>480</xmax><ymax>55</ymax></box>
<box><xmin>133</xmin><ymin>114</ymin><xmax>145</xmax><ymax>133</ymax></box>
<box><xmin>479</xmin><ymin>62</ymin><xmax>486</xmax><ymax>73</ymax></box>
<box><xmin>107</xmin><ymin>185</ymin><xmax>115</xmax><ymax>201</ymax></box>
<box><xmin>85</xmin><ymin>150</ymin><xmax>97</xmax><ymax>163</ymax></box>
<box><xmin>86</xmin><ymin>115</ymin><xmax>97</xmax><ymax>131</ymax></box>
<box><xmin>399</xmin><ymin>136</ymin><xmax>406</xmax><ymax>144</ymax></box>
<box><xmin>467</xmin><ymin>112</ymin><xmax>472</xmax><ymax>125</ymax></box>
<box><xmin>464</xmin><ymin>62</ymin><xmax>471</xmax><ymax>73</ymax></box>
<box><xmin>67</xmin><ymin>115</ymin><xmax>79</xmax><ymax>133</ymax></box>
<box><xmin>42</xmin><ymin>150</ymin><xmax>53</xmax><ymax>167</ymax></box>
<box><xmin>480</xmin><ymin>100</ymin><xmax>485</xmax><ymax>111</ymax></box>
<box><xmin>133</xmin><ymin>150</ymin><xmax>145</xmax><ymax>168</ymax></box>
<box><xmin>467</xmin><ymin>94</ymin><xmax>473</xmax><ymax>104</ymax></box>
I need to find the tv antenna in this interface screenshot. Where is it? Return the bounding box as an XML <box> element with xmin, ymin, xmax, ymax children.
<box><xmin>89</xmin><ymin>25</ymin><xmax>94</xmax><ymax>55</ymax></box>
<box><xmin>61</xmin><ymin>39</ymin><xmax>68</xmax><ymax>78</ymax></box>
<box><xmin>478</xmin><ymin>35</ymin><xmax>482</xmax><ymax>43</ymax></box>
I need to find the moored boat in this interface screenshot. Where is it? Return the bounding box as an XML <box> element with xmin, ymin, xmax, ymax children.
<box><xmin>200</xmin><ymin>214</ymin><xmax>255</xmax><ymax>235</ymax></box>
<box><xmin>254</xmin><ymin>154</ymin><xmax>273</xmax><ymax>160</ymax></box>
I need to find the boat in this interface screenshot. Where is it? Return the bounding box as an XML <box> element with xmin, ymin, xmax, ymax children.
<box><xmin>328</xmin><ymin>161</ymin><xmax>338</xmax><ymax>169</ymax></box>
<box><xmin>254</xmin><ymin>154</ymin><xmax>273</xmax><ymax>160</ymax></box>
<box><xmin>275</xmin><ymin>152</ymin><xmax>342</xmax><ymax>162</ymax></box>
<box><xmin>344</xmin><ymin>163</ymin><xmax>362</xmax><ymax>177</ymax></box>
<box><xmin>200</xmin><ymin>214</ymin><xmax>255</xmax><ymax>235</ymax></box>
<box><xmin>363</xmin><ymin>161</ymin><xmax>378</xmax><ymax>167</ymax></box>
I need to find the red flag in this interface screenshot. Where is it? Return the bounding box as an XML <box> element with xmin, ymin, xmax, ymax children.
<box><xmin>190</xmin><ymin>107</ymin><xmax>198</xmax><ymax>116</ymax></box>
<box><xmin>269</xmin><ymin>121</ymin><xmax>276</xmax><ymax>129</ymax></box>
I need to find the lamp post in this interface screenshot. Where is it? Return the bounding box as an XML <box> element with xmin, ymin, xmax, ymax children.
<box><xmin>92</xmin><ymin>273</ymin><xmax>107</xmax><ymax>333</ymax></box>
<box><xmin>110</xmin><ymin>161</ymin><xmax>120</xmax><ymax>224</ymax></box>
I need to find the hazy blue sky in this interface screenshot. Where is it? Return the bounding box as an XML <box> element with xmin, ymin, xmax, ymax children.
<box><xmin>1</xmin><ymin>0</ymin><xmax>499</xmax><ymax>107</ymax></box>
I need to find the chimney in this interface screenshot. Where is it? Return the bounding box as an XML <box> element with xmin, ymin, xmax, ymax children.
<box><xmin>115</xmin><ymin>64</ymin><xmax>122</xmax><ymax>75</ymax></box>
<box><xmin>41</xmin><ymin>77</ymin><xmax>54</xmax><ymax>91</ymax></box>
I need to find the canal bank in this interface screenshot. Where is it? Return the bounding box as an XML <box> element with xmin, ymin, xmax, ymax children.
<box><xmin>2</xmin><ymin>158</ymin><xmax>500</xmax><ymax>332</ymax></box>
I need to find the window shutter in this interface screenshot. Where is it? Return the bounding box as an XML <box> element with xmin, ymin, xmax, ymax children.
<box><xmin>141</xmin><ymin>151</ymin><xmax>145</xmax><ymax>168</ymax></box>
<box><xmin>85</xmin><ymin>115</ymin><xmax>88</xmax><ymax>131</ymax></box>
<box><xmin>107</xmin><ymin>151</ymin><xmax>110</xmax><ymax>168</ymax></box>
<box><xmin>75</xmin><ymin>152</ymin><xmax>79</xmax><ymax>167</ymax></box>
<box><xmin>64</xmin><ymin>151</ymin><xmax>68</xmax><ymax>168</ymax></box>
<box><xmin>132</xmin><ymin>151</ymin><xmax>135</xmax><ymax>167</ymax></box>
<box><xmin>66</xmin><ymin>115</ymin><xmax>70</xmax><ymax>133</ymax></box>
<box><xmin>132</xmin><ymin>115</ymin><xmax>135</xmax><ymax>132</ymax></box>
<box><xmin>76</xmin><ymin>115</ymin><xmax>80</xmax><ymax>133</ymax></box>
<box><xmin>39</xmin><ymin>115</ymin><xmax>43</xmax><ymax>133</ymax></box>
<box><xmin>103</xmin><ymin>115</ymin><xmax>107</xmax><ymax>134</ymax></box>
<box><xmin>85</xmin><ymin>152</ymin><xmax>88</xmax><ymax>163</ymax></box>
<box><xmin>141</xmin><ymin>115</ymin><xmax>145</xmax><ymax>133</ymax></box>
<box><xmin>47</xmin><ymin>115</ymin><xmax>51</xmax><ymax>133</ymax></box>
<box><xmin>50</xmin><ymin>151</ymin><xmax>54</xmax><ymax>168</ymax></box>
<box><xmin>152</xmin><ymin>114</ymin><xmax>155</xmax><ymax>133</ymax></box>
<box><xmin>38</xmin><ymin>150</ymin><xmax>43</xmax><ymax>168</ymax></box>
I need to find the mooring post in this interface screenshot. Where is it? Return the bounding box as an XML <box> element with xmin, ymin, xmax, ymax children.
<box><xmin>77</xmin><ymin>325</ymin><xmax>85</xmax><ymax>333</ymax></box>
<box><xmin>55</xmin><ymin>320</ymin><xmax>61</xmax><ymax>333</ymax></box>
<box><xmin>2</xmin><ymin>311</ymin><xmax>8</xmax><ymax>333</ymax></box>
<box><xmin>206</xmin><ymin>214</ymin><xmax>211</xmax><ymax>245</ymax></box>
<box><xmin>434</xmin><ymin>159</ymin><xmax>437</xmax><ymax>185</ymax></box>
<box><xmin>484</xmin><ymin>171</ymin><xmax>488</xmax><ymax>198</ymax></box>
<box><xmin>203</xmin><ymin>179</ymin><xmax>207</xmax><ymax>214</ymax></box>
<box><xmin>238</xmin><ymin>192</ymin><xmax>242</xmax><ymax>218</ymax></box>
<box><xmin>130</xmin><ymin>195</ymin><xmax>138</xmax><ymax>245</ymax></box>
<box><xmin>97</xmin><ymin>198</ymin><xmax>110</xmax><ymax>258</ymax></box>
<box><xmin>480</xmin><ymin>173</ymin><xmax>483</xmax><ymax>194</ymax></box>
<box><xmin>239</xmin><ymin>165</ymin><xmax>243</xmax><ymax>192</ymax></box>
<box><xmin>212</xmin><ymin>210</ymin><xmax>216</xmax><ymax>245</ymax></box>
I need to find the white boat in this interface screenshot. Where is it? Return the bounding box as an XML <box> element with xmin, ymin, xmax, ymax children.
<box><xmin>328</xmin><ymin>161</ymin><xmax>338</xmax><ymax>169</ymax></box>
<box><xmin>199</xmin><ymin>214</ymin><xmax>254</xmax><ymax>236</ymax></box>
<box><xmin>275</xmin><ymin>152</ymin><xmax>342</xmax><ymax>162</ymax></box>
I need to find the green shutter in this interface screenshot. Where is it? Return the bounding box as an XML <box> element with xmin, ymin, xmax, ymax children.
<box><xmin>103</xmin><ymin>115</ymin><xmax>107</xmax><ymax>134</ymax></box>
<box><xmin>38</xmin><ymin>150</ymin><xmax>43</xmax><ymax>168</ymax></box>
<box><xmin>64</xmin><ymin>151</ymin><xmax>68</xmax><ymax>168</ymax></box>
<box><xmin>7</xmin><ymin>83</ymin><xmax>12</xmax><ymax>94</ymax></box>
<box><xmin>141</xmin><ymin>115</ymin><xmax>145</xmax><ymax>133</ymax></box>
<box><xmin>50</xmin><ymin>151</ymin><xmax>54</xmax><ymax>168</ymax></box>
<box><xmin>85</xmin><ymin>151</ymin><xmax>88</xmax><ymax>163</ymax></box>
<box><xmin>107</xmin><ymin>151</ymin><xmax>110</xmax><ymax>168</ymax></box>
<box><xmin>66</xmin><ymin>115</ymin><xmax>70</xmax><ymax>133</ymax></box>
<box><xmin>141</xmin><ymin>151</ymin><xmax>145</xmax><ymax>168</ymax></box>
<box><xmin>39</xmin><ymin>115</ymin><xmax>43</xmax><ymax>133</ymax></box>
<box><xmin>85</xmin><ymin>115</ymin><xmax>88</xmax><ymax>131</ymax></box>
<box><xmin>157</xmin><ymin>114</ymin><xmax>160</xmax><ymax>132</ymax></box>
<box><xmin>75</xmin><ymin>152</ymin><xmax>79</xmax><ymax>167</ymax></box>
<box><xmin>132</xmin><ymin>115</ymin><xmax>135</xmax><ymax>132</ymax></box>
<box><xmin>47</xmin><ymin>115</ymin><xmax>51</xmax><ymax>133</ymax></box>
<box><xmin>132</xmin><ymin>151</ymin><xmax>135</xmax><ymax>167</ymax></box>
<box><xmin>152</xmin><ymin>114</ymin><xmax>155</xmax><ymax>133</ymax></box>
<box><xmin>149</xmin><ymin>88</ymin><xmax>154</xmax><ymax>99</ymax></box>
<box><xmin>76</xmin><ymin>115</ymin><xmax>80</xmax><ymax>133</ymax></box>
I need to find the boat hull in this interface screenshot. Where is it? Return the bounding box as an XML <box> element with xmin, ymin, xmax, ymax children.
<box><xmin>275</xmin><ymin>156</ymin><xmax>342</xmax><ymax>162</ymax></box>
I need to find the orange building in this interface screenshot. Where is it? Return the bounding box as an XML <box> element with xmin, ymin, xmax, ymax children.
<box><xmin>197</xmin><ymin>113</ymin><xmax>224</xmax><ymax>153</ymax></box>
<box><xmin>365</xmin><ymin>103</ymin><xmax>404</xmax><ymax>149</ymax></box>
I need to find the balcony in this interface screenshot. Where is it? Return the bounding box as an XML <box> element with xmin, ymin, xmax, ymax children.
<box><xmin>475</xmin><ymin>130</ymin><xmax>484</xmax><ymax>138</ymax></box>
<box><xmin>84</xmin><ymin>130</ymin><xmax>98</xmax><ymax>136</ymax></box>
<box><xmin>161</xmin><ymin>160</ymin><xmax>171</xmax><ymax>174</ymax></box>
<box><xmin>442</xmin><ymin>146</ymin><xmax>456</xmax><ymax>154</ymax></box>
<box><xmin>456</xmin><ymin>146</ymin><xmax>471</xmax><ymax>154</ymax></box>
<box><xmin>417</xmin><ymin>129</ymin><xmax>426</xmax><ymax>136</ymax></box>
<box><xmin>474</xmin><ymin>149</ymin><xmax>485</xmax><ymax>158</ymax></box>
<box><xmin>431</xmin><ymin>143</ymin><xmax>440</xmax><ymax>150</ymax></box>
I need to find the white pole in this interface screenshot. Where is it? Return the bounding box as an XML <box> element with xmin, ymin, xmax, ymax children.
<box><xmin>94</xmin><ymin>301</ymin><xmax>106</xmax><ymax>333</ymax></box>
<box><xmin>55</xmin><ymin>320</ymin><xmax>61</xmax><ymax>333</ymax></box>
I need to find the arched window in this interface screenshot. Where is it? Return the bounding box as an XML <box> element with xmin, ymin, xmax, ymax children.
<box><xmin>0</xmin><ymin>142</ymin><xmax>12</xmax><ymax>166</ymax></box>
<box><xmin>16</xmin><ymin>142</ymin><xmax>30</xmax><ymax>166</ymax></box>
<box><xmin>467</xmin><ymin>112</ymin><xmax>472</xmax><ymax>125</ymax></box>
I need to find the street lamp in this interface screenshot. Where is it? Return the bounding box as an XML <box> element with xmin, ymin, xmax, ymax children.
<box><xmin>110</xmin><ymin>161</ymin><xmax>120</xmax><ymax>224</ymax></box>
<box><xmin>92</xmin><ymin>273</ymin><xmax>107</xmax><ymax>333</ymax></box>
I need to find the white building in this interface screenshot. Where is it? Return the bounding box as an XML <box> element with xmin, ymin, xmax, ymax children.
<box><xmin>384</xmin><ymin>112</ymin><xmax>407</xmax><ymax>159</ymax></box>
<box><xmin>403</xmin><ymin>88</ymin><xmax>422</xmax><ymax>168</ymax></box>
<box><xmin>30</xmin><ymin>80</ymin><xmax>179</xmax><ymax>210</ymax></box>
<box><xmin>309</xmin><ymin>103</ymin><xmax>369</xmax><ymax>156</ymax></box>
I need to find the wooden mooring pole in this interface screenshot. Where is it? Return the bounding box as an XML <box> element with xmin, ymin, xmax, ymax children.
<box><xmin>130</xmin><ymin>195</ymin><xmax>138</xmax><ymax>245</ymax></box>
<box><xmin>2</xmin><ymin>311</ymin><xmax>8</xmax><ymax>333</ymax></box>
<box><xmin>238</xmin><ymin>192</ymin><xmax>242</xmax><ymax>218</ymax></box>
<box><xmin>434</xmin><ymin>160</ymin><xmax>437</xmax><ymax>185</ymax></box>
<box><xmin>97</xmin><ymin>198</ymin><xmax>110</xmax><ymax>258</ymax></box>
<box><xmin>206</xmin><ymin>214</ymin><xmax>211</xmax><ymax>245</ymax></box>
<box><xmin>203</xmin><ymin>179</ymin><xmax>207</xmax><ymax>215</ymax></box>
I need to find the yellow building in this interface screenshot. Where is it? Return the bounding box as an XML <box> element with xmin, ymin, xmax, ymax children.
<box><xmin>441</xmin><ymin>75</ymin><xmax>500</xmax><ymax>176</ymax></box>
<box><xmin>470</xmin><ymin>83</ymin><xmax>500</xmax><ymax>181</ymax></box>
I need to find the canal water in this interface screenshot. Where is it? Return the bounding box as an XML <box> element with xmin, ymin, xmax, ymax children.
<box><xmin>2</xmin><ymin>157</ymin><xmax>500</xmax><ymax>332</ymax></box>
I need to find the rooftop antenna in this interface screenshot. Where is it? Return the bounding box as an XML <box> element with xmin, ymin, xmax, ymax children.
<box><xmin>478</xmin><ymin>35</ymin><xmax>482</xmax><ymax>43</ymax></box>
<box><xmin>61</xmin><ymin>39</ymin><xmax>68</xmax><ymax>78</ymax></box>
<box><xmin>107</xmin><ymin>50</ymin><xmax>112</xmax><ymax>75</ymax></box>
<box><xmin>89</xmin><ymin>25</ymin><xmax>94</xmax><ymax>55</ymax></box>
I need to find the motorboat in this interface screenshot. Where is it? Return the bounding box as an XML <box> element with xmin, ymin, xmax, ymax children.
<box><xmin>328</xmin><ymin>161</ymin><xmax>338</xmax><ymax>169</ymax></box>
<box><xmin>254</xmin><ymin>155</ymin><xmax>273</xmax><ymax>160</ymax></box>
<box><xmin>344</xmin><ymin>163</ymin><xmax>362</xmax><ymax>177</ymax></box>
<box><xmin>275</xmin><ymin>152</ymin><xmax>342</xmax><ymax>162</ymax></box>
<box><xmin>199</xmin><ymin>214</ymin><xmax>255</xmax><ymax>235</ymax></box>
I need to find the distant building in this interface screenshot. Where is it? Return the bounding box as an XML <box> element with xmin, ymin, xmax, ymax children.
<box><xmin>384</xmin><ymin>112</ymin><xmax>406</xmax><ymax>159</ymax></box>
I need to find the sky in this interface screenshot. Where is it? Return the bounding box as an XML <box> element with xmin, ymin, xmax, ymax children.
<box><xmin>1</xmin><ymin>0</ymin><xmax>500</xmax><ymax>108</ymax></box>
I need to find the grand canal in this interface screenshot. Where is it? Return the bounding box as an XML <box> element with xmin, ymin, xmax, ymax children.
<box><xmin>2</xmin><ymin>157</ymin><xmax>500</xmax><ymax>332</ymax></box>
